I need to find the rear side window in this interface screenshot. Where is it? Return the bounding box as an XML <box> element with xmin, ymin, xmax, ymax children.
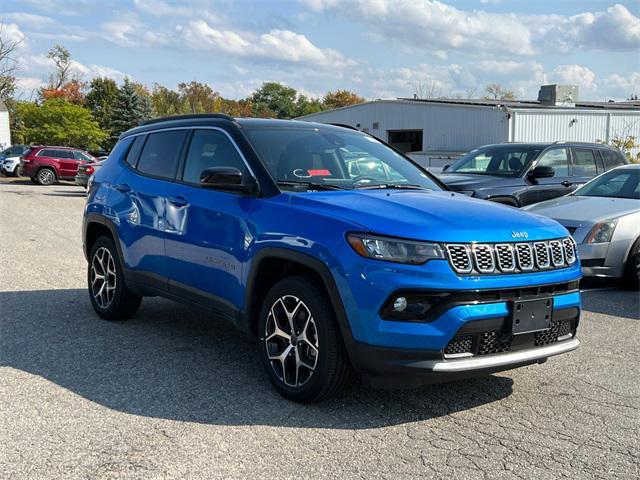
<box><xmin>136</xmin><ymin>130</ymin><xmax>187</xmax><ymax>179</ymax></box>
<box><xmin>125</xmin><ymin>136</ymin><xmax>146</xmax><ymax>167</ymax></box>
<box><xmin>601</xmin><ymin>149</ymin><xmax>627</xmax><ymax>170</ymax></box>
<box><xmin>108</xmin><ymin>136</ymin><xmax>135</xmax><ymax>164</ymax></box>
<box><xmin>572</xmin><ymin>148</ymin><xmax>598</xmax><ymax>176</ymax></box>
<box><xmin>181</xmin><ymin>129</ymin><xmax>246</xmax><ymax>184</ymax></box>
<box><xmin>37</xmin><ymin>149</ymin><xmax>56</xmax><ymax>157</ymax></box>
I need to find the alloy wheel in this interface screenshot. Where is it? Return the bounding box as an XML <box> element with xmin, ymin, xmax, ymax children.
<box><xmin>264</xmin><ymin>295</ymin><xmax>319</xmax><ymax>387</ymax></box>
<box><xmin>90</xmin><ymin>247</ymin><xmax>117</xmax><ymax>309</ymax></box>
<box><xmin>636</xmin><ymin>255</ymin><xmax>640</xmax><ymax>281</ymax></box>
<box><xmin>38</xmin><ymin>169</ymin><xmax>54</xmax><ymax>185</ymax></box>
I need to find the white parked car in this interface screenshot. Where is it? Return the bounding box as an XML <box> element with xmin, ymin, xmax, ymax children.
<box><xmin>0</xmin><ymin>145</ymin><xmax>30</xmax><ymax>177</ymax></box>
<box><xmin>524</xmin><ymin>165</ymin><xmax>640</xmax><ymax>288</ymax></box>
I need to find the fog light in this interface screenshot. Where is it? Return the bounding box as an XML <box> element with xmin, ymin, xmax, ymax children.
<box><xmin>393</xmin><ymin>296</ymin><xmax>407</xmax><ymax>312</ymax></box>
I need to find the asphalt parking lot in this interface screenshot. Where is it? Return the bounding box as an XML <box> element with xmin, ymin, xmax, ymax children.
<box><xmin>1</xmin><ymin>177</ymin><xmax>639</xmax><ymax>480</ymax></box>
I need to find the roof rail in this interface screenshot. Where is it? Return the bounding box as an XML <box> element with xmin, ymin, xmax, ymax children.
<box><xmin>328</xmin><ymin>123</ymin><xmax>360</xmax><ymax>131</ymax></box>
<box><xmin>140</xmin><ymin>113</ymin><xmax>235</xmax><ymax>126</ymax></box>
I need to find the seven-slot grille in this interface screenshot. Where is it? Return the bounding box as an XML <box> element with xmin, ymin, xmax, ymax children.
<box><xmin>445</xmin><ymin>237</ymin><xmax>576</xmax><ymax>275</ymax></box>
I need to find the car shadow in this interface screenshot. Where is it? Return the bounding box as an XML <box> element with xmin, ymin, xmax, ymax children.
<box><xmin>0</xmin><ymin>289</ymin><xmax>513</xmax><ymax>429</ymax></box>
<box><xmin>580</xmin><ymin>285</ymin><xmax>639</xmax><ymax>320</ymax></box>
<box><xmin>43</xmin><ymin>190</ymin><xmax>87</xmax><ymax>197</ymax></box>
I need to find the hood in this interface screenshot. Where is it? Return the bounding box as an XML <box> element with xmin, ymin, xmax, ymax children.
<box><xmin>437</xmin><ymin>173</ymin><xmax>523</xmax><ymax>190</ymax></box>
<box><xmin>524</xmin><ymin>195</ymin><xmax>640</xmax><ymax>226</ymax></box>
<box><xmin>289</xmin><ymin>190</ymin><xmax>566</xmax><ymax>243</ymax></box>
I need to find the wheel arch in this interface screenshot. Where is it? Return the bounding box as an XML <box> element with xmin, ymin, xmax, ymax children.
<box><xmin>243</xmin><ymin>248</ymin><xmax>356</xmax><ymax>350</ymax></box>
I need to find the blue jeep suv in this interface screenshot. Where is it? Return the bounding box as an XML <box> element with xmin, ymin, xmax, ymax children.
<box><xmin>83</xmin><ymin>114</ymin><xmax>581</xmax><ymax>402</ymax></box>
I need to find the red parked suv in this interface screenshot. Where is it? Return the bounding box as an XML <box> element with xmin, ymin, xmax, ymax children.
<box><xmin>20</xmin><ymin>146</ymin><xmax>96</xmax><ymax>185</ymax></box>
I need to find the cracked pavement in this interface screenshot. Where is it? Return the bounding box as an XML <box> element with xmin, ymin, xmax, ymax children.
<box><xmin>1</xmin><ymin>178</ymin><xmax>639</xmax><ymax>479</ymax></box>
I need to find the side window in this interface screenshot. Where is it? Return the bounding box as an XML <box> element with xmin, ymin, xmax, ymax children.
<box><xmin>601</xmin><ymin>149</ymin><xmax>627</xmax><ymax>170</ymax></box>
<box><xmin>58</xmin><ymin>150</ymin><xmax>74</xmax><ymax>159</ymax></box>
<box><xmin>137</xmin><ymin>130</ymin><xmax>187</xmax><ymax>179</ymax></box>
<box><xmin>125</xmin><ymin>135</ymin><xmax>146</xmax><ymax>167</ymax></box>
<box><xmin>181</xmin><ymin>129</ymin><xmax>246</xmax><ymax>184</ymax></box>
<box><xmin>536</xmin><ymin>148</ymin><xmax>569</xmax><ymax>176</ymax></box>
<box><xmin>572</xmin><ymin>148</ymin><xmax>598</xmax><ymax>176</ymax></box>
<box><xmin>37</xmin><ymin>149</ymin><xmax>55</xmax><ymax>157</ymax></box>
<box><xmin>107</xmin><ymin>136</ymin><xmax>134</xmax><ymax>164</ymax></box>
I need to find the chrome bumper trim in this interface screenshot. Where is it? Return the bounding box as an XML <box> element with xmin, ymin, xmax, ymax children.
<box><xmin>425</xmin><ymin>338</ymin><xmax>580</xmax><ymax>373</ymax></box>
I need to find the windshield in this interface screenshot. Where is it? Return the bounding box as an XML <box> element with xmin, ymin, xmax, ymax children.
<box><xmin>448</xmin><ymin>146</ymin><xmax>542</xmax><ymax>176</ymax></box>
<box><xmin>573</xmin><ymin>168</ymin><xmax>640</xmax><ymax>200</ymax></box>
<box><xmin>243</xmin><ymin>127</ymin><xmax>442</xmax><ymax>191</ymax></box>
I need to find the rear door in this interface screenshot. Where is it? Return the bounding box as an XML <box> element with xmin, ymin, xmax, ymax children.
<box><xmin>56</xmin><ymin>149</ymin><xmax>80</xmax><ymax>178</ymax></box>
<box><xmin>520</xmin><ymin>147</ymin><xmax>574</xmax><ymax>205</ymax></box>
<box><xmin>570</xmin><ymin>147</ymin><xmax>599</xmax><ymax>188</ymax></box>
<box><xmin>110</xmin><ymin>130</ymin><xmax>189</xmax><ymax>290</ymax></box>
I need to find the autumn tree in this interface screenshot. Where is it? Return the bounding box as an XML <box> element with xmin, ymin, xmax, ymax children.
<box><xmin>482</xmin><ymin>83</ymin><xmax>517</xmax><ymax>101</ymax></box>
<box><xmin>85</xmin><ymin>77</ymin><xmax>119</xmax><ymax>135</ymax></box>
<box><xmin>323</xmin><ymin>90</ymin><xmax>365</xmax><ymax>109</ymax></box>
<box><xmin>151</xmin><ymin>83</ymin><xmax>183</xmax><ymax>117</ymax></box>
<box><xmin>39</xmin><ymin>45</ymin><xmax>87</xmax><ymax>104</ymax></box>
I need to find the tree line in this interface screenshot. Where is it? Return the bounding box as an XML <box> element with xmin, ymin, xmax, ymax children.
<box><xmin>5</xmin><ymin>45</ymin><xmax>365</xmax><ymax>151</ymax></box>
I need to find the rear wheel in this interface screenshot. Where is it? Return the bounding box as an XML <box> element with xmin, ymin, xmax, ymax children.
<box><xmin>35</xmin><ymin>168</ymin><xmax>56</xmax><ymax>185</ymax></box>
<box><xmin>258</xmin><ymin>276</ymin><xmax>353</xmax><ymax>402</ymax></box>
<box><xmin>88</xmin><ymin>236</ymin><xmax>142</xmax><ymax>320</ymax></box>
<box><xmin>624</xmin><ymin>241</ymin><xmax>640</xmax><ymax>290</ymax></box>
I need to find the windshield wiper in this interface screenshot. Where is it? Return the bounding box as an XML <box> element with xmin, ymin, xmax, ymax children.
<box><xmin>354</xmin><ymin>183</ymin><xmax>427</xmax><ymax>190</ymax></box>
<box><xmin>277</xmin><ymin>180</ymin><xmax>345</xmax><ymax>191</ymax></box>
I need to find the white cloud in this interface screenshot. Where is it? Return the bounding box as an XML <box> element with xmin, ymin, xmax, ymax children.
<box><xmin>100</xmin><ymin>15</ymin><xmax>170</xmax><ymax>47</ymax></box>
<box><xmin>0</xmin><ymin>23</ymin><xmax>27</xmax><ymax>48</ymax></box>
<box><xmin>300</xmin><ymin>1</ymin><xmax>640</xmax><ymax>56</ymax></box>
<box><xmin>549</xmin><ymin>64</ymin><xmax>597</xmax><ymax>93</ymax></box>
<box><xmin>178</xmin><ymin>21</ymin><xmax>356</xmax><ymax>69</ymax></box>
<box><xmin>1</xmin><ymin>12</ymin><xmax>54</xmax><ymax>28</ymax></box>
<box><xmin>132</xmin><ymin>0</ymin><xmax>194</xmax><ymax>17</ymax></box>
<box><xmin>602</xmin><ymin>72</ymin><xmax>640</xmax><ymax>99</ymax></box>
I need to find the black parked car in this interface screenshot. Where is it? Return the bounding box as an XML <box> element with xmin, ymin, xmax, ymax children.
<box><xmin>437</xmin><ymin>142</ymin><xmax>629</xmax><ymax>207</ymax></box>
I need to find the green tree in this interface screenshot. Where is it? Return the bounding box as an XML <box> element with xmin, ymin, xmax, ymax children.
<box><xmin>151</xmin><ymin>83</ymin><xmax>183</xmax><ymax>116</ymax></box>
<box><xmin>85</xmin><ymin>77</ymin><xmax>118</xmax><ymax>131</ymax></box>
<box><xmin>322</xmin><ymin>90</ymin><xmax>364</xmax><ymax>110</ymax></box>
<box><xmin>109</xmin><ymin>78</ymin><xmax>152</xmax><ymax>143</ymax></box>
<box><xmin>295</xmin><ymin>95</ymin><xmax>324</xmax><ymax>117</ymax></box>
<box><xmin>178</xmin><ymin>81</ymin><xmax>221</xmax><ymax>113</ymax></box>
<box><xmin>251</xmin><ymin>82</ymin><xmax>297</xmax><ymax>118</ymax></box>
<box><xmin>14</xmin><ymin>98</ymin><xmax>106</xmax><ymax>150</ymax></box>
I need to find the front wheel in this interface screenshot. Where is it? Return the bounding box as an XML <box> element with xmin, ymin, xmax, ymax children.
<box><xmin>88</xmin><ymin>236</ymin><xmax>142</xmax><ymax>320</ymax></box>
<box><xmin>259</xmin><ymin>276</ymin><xmax>353</xmax><ymax>402</ymax></box>
<box><xmin>624</xmin><ymin>242</ymin><xmax>640</xmax><ymax>290</ymax></box>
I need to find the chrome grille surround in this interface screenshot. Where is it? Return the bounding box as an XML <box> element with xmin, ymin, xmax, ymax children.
<box><xmin>445</xmin><ymin>244</ymin><xmax>472</xmax><ymax>274</ymax></box>
<box><xmin>472</xmin><ymin>244</ymin><xmax>495</xmax><ymax>273</ymax></box>
<box><xmin>533</xmin><ymin>242</ymin><xmax>551</xmax><ymax>269</ymax></box>
<box><xmin>444</xmin><ymin>238</ymin><xmax>575</xmax><ymax>275</ymax></box>
<box><xmin>549</xmin><ymin>240</ymin><xmax>565</xmax><ymax>267</ymax></box>
<box><xmin>515</xmin><ymin>243</ymin><xmax>534</xmax><ymax>271</ymax></box>
<box><xmin>563</xmin><ymin>237</ymin><xmax>577</xmax><ymax>264</ymax></box>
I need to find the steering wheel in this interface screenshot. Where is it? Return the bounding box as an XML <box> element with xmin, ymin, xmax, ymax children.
<box><xmin>352</xmin><ymin>176</ymin><xmax>378</xmax><ymax>185</ymax></box>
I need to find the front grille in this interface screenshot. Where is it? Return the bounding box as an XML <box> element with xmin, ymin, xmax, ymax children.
<box><xmin>444</xmin><ymin>335</ymin><xmax>473</xmax><ymax>355</ymax></box>
<box><xmin>445</xmin><ymin>237</ymin><xmax>576</xmax><ymax>275</ymax></box>
<box><xmin>478</xmin><ymin>330</ymin><xmax>512</xmax><ymax>355</ymax></box>
<box><xmin>445</xmin><ymin>318</ymin><xmax>576</xmax><ymax>358</ymax></box>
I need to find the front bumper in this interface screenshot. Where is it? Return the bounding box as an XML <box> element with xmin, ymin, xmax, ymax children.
<box><xmin>578</xmin><ymin>242</ymin><xmax>625</xmax><ymax>278</ymax></box>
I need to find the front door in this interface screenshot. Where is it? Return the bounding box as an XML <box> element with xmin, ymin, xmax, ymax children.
<box><xmin>165</xmin><ymin>128</ymin><xmax>257</xmax><ymax>313</ymax></box>
<box><xmin>520</xmin><ymin>147</ymin><xmax>574</xmax><ymax>205</ymax></box>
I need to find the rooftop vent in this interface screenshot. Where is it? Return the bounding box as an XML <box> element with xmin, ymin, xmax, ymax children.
<box><xmin>538</xmin><ymin>84</ymin><xmax>579</xmax><ymax>107</ymax></box>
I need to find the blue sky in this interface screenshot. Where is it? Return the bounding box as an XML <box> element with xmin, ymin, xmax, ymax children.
<box><xmin>2</xmin><ymin>0</ymin><xmax>639</xmax><ymax>101</ymax></box>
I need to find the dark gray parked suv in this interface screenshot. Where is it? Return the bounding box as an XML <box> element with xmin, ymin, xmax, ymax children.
<box><xmin>438</xmin><ymin>142</ymin><xmax>629</xmax><ymax>207</ymax></box>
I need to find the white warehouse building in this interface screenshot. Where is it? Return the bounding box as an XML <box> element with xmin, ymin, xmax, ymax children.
<box><xmin>299</xmin><ymin>85</ymin><xmax>640</xmax><ymax>169</ymax></box>
<box><xmin>0</xmin><ymin>100</ymin><xmax>11</xmax><ymax>150</ymax></box>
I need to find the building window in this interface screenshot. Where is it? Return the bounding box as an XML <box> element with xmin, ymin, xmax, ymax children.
<box><xmin>372</xmin><ymin>122</ymin><xmax>379</xmax><ymax>130</ymax></box>
<box><xmin>387</xmin><ymin>130</ymin><xmax>423</xmax><ymax>153</ymax></box>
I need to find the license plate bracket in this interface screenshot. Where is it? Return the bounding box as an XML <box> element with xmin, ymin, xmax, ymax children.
<box><xmin>511</xmin><ymin>298</ymin><xmax>553</xmax><ymax>335</ymax></box>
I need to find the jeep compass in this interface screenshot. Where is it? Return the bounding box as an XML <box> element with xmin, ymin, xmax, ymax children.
<box><xmin>83</xmin><ymin>115</ymin><xmax>581</xmax><ymax>402</ymax></box>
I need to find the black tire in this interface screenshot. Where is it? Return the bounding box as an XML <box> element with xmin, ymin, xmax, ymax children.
<box><xmin>624</xmin><ymin>240</ymin><xmax>640</xmax><ymax>290</ymax></box>
<box><xmin>258</xmin><ymin>276</ymin><xmax>353</xmax><ymax>402</ymax></box>
<box><xmin>35</xmin><ymin>167</ymin><xmax>56</xmax><ymax>185</ymax></box>
<box><xmin>88</xmin><ymin>235</ymin><xmax>142</xmax><ymax>320</ymax></box>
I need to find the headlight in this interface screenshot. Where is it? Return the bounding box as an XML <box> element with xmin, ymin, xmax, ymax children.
<box><xmin>585</xmin><ymin>221</ymin><xmax>617</xmax><ymax>244</ymax></box>
<box><xmin>346</xmin><ymin>233</ymin><xmax>445</xmax><ymax>265</ymax></box>
<box><xmin>458</xmin><ymin>190</ymin><xmax>475</xmax><ymax>197</ymax></box>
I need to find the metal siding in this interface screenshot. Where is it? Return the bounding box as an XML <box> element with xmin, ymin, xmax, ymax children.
<box><xmin>301</xmin><ymin>101</ymin><xmax>508</xmax><ymax>152</ymax></box>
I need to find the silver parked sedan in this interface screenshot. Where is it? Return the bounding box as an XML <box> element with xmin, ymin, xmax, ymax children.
<box><xmin>524</xmin><ymin>164</ymin><xmax>639</xmax><ymax>288</ymax></box>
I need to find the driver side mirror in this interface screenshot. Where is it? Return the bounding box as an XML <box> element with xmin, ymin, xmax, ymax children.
<box><xmin>200</xmin><ymin>167</ymin><xmax>256</xmax><ymax>194</ymax></box>
<box><xmin>528</xmin><ymin>165</ymin><xmax>555</xmax><ymax>179</ymax></box>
